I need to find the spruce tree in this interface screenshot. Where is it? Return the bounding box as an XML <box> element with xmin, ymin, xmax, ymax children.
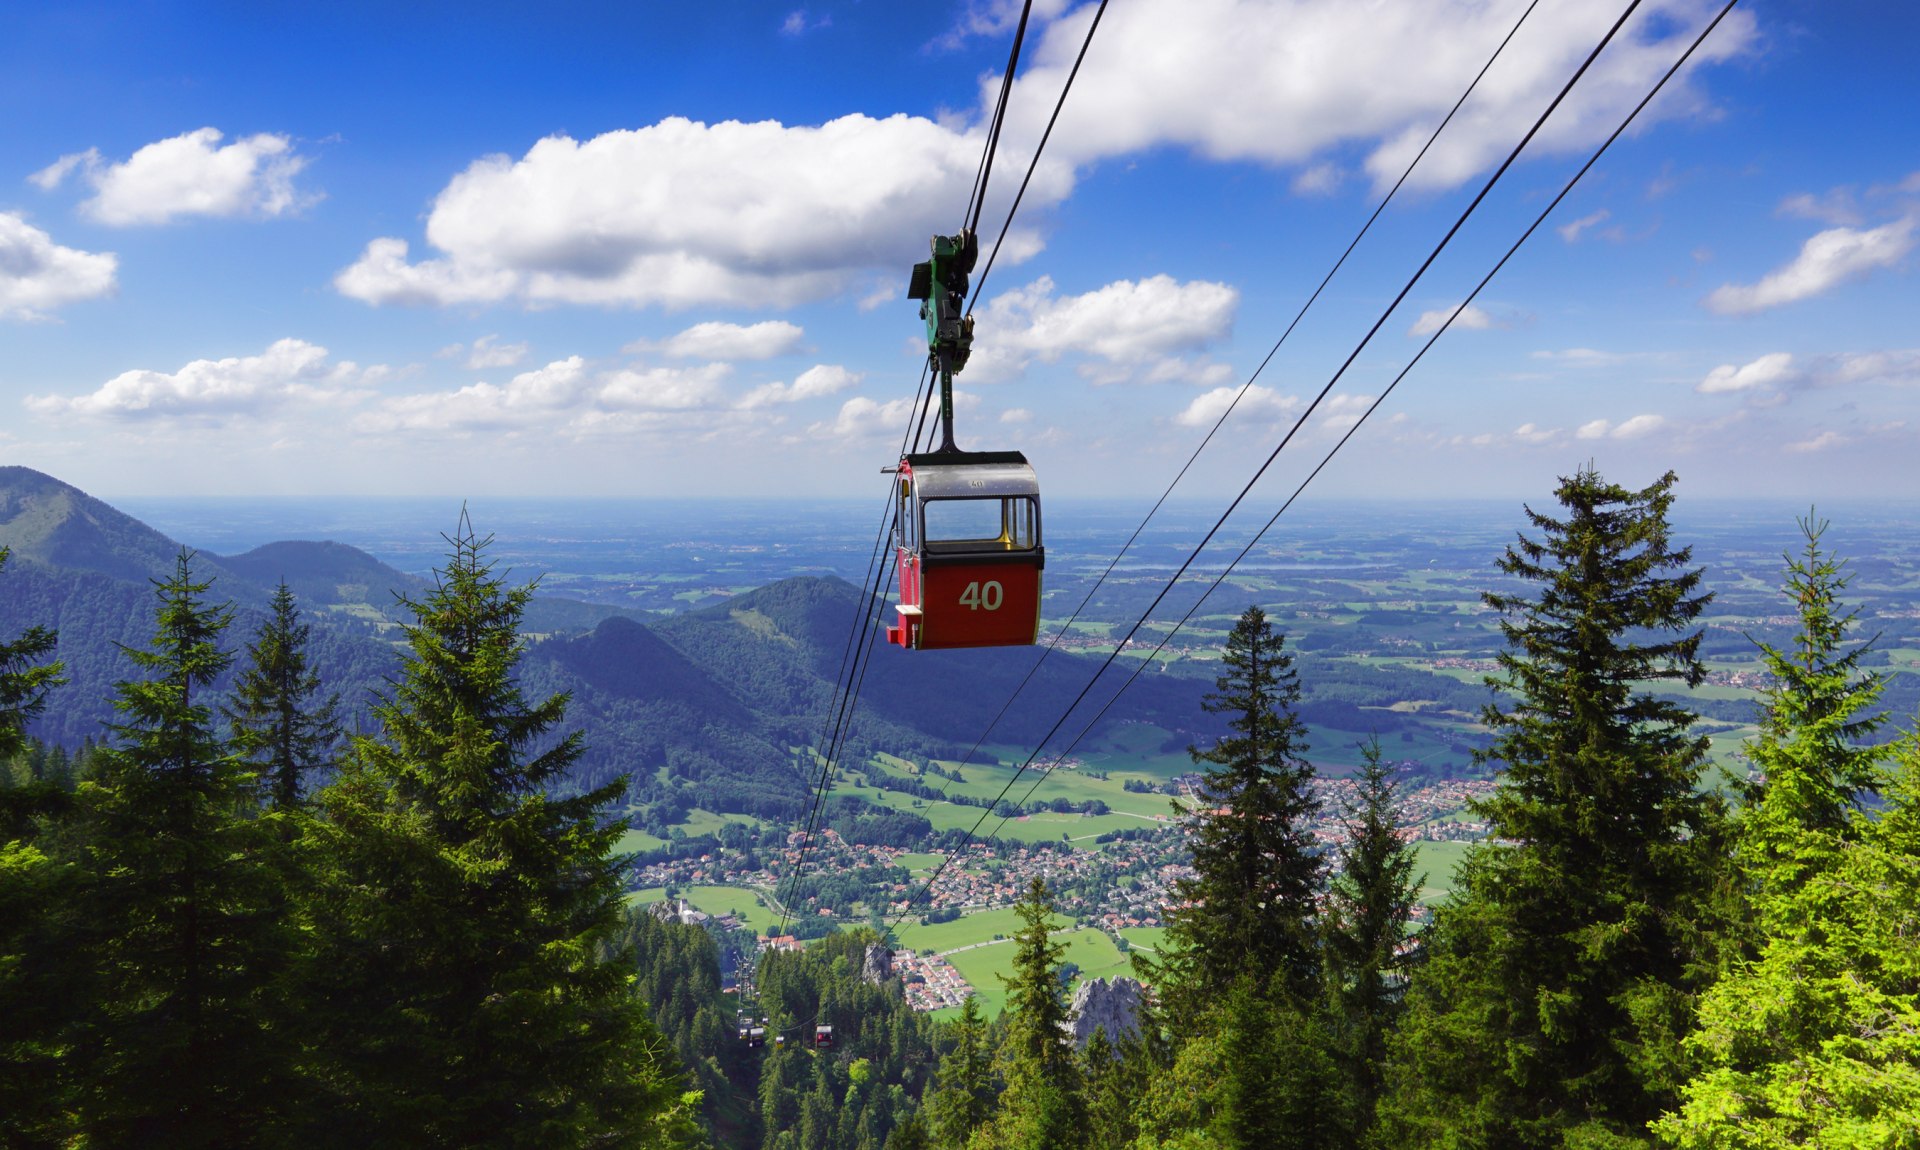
<box><xmin>974</xmin><ymin>878</ymin><xmax>1083</xmax><ymax>1150</ymax></box>
<box><xmin>73</xmin><ymin>551</ymin><xmax>294</xmax><ymax>1147</ymax></box>
<box><xmin>226</xmin><ymin>581</ymin><xmax>341</xmax><ymax>813</ymax></box>
<box><xmin>1152</xmin><ymin>605</ymin><xmax>1323</xmax><ymax>1014</ymax></box>
<box><xmin>1325</xmin><ymin>737</ymin><xmax>1419</xmax><ymax>1140</ymax></box>
<box><xmin>1379</xmin><ymin>466</ymin><xmax>1726</xmax><ymax>1148</ymax></box>
<box><xmin>299</xmin><ymin>517</ymin><xmax>696</xmax><ymax>1148</ymax></box>
<box><xmin>0</xmin><ymin>546</ymin><xmax>76</xmax><ymax>1148</ymax></box>
<box><xmin>1733</xmin><ymin>514</ymin><xmax>1887</xmax><ymax>891</ymax></box>
<box><xmin>925</xmin><ymin>995</ymin><xmax>994</xmax><ymax>1149</ymax></box>
<box><xmin>1654</xmin><ymin>519</ymin><xmax>1915</xmax><ymax>1147</ymax></box>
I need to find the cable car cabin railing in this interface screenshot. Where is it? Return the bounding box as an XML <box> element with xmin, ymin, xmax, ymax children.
<box><xmin>887</xmin><ymin>450</ymin><xmax>1044</xmax><ymax>650</ymax></box>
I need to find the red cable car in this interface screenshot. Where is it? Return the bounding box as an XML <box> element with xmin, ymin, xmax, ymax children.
<box><xmin>886</xmin><ymin>450</ymin><xmax>1043</xmax><ymax>650</ymax></box>
<box><xmin>814</xmin><ymin>1024</ymin><xmax>835</xmax><ymax>1049</ymax></box>
<box><xmin>885</xmin><ymin>228</ymin><xmax>1044</xmax><ymax>649</ymax></box>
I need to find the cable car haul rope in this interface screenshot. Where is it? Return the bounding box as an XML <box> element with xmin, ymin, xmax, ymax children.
<box><xmin>759</xmin><ymin>0</ymin><xmax>1745</xmax><ymax>1012</ymax></box>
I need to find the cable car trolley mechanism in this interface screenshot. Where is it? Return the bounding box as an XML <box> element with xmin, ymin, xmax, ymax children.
<box><xmin>886</xmin><ymin>229</ymin><xmax>1044</xmax><ymax>650</ymax></box>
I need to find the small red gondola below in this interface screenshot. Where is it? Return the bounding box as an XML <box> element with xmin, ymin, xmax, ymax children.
<box><xmin>815</xmin><ymin>1024</ymin><xmax>835</xmax><ymax>1049</ymax></box>
<box><xmin>887</xmin><ymin>450</ymin><xmax>1044</xmax><ymax>650</ymax></box>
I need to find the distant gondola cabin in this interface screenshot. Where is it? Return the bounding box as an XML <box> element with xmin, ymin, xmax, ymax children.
<box><xmin>814</xmin><ymin>1024</ymin><xmax>835</xmax><ymax>1049</ymax></box>
<box><xmin>887</xmin><ymin>451</ymin><xmax>1043</xmax><ymax>650</ymax></box>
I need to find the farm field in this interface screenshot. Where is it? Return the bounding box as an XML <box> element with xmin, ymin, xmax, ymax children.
<box><xmin>1412</xmin><ymin>840</ymin><xmax>1475</xmax><ymax>904</ymax></box>
<box><xmin>936</xmin><ymin>926</ymin><xmax>1135</xmax><ymax>1019</ymax></box>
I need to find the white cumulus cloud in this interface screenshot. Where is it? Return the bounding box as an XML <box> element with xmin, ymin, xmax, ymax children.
<box><xmin>598</xmin><ymin>363</ymin><xmax>733</xmax><ymax>411</ymax></box>
<box><xmin>34</xmin><ymin>128</ymin><xmax>316</xmax><ymax>226</ymax></box>
<box><xmin>463</xmin><ymin>334</ymin><xmax>530</xmax><ymax>369</ymax></box>
<box><xmin>1408</xmin><ymin>302</ymin><xmax>1496</xmax><ymax>337</ymax></box>
<box><xmin>1557</xmin><ymin>209</ymin><xmax>1612</xmax><ymax>242</ymax></box>
<box><xmin>28</xmin><ymin>339</ymin><xmax>371</xmax><ymax>419</ymax></box>
<box><xmin>356</xmin><ymin>357</ymin><xmax>588</xmax><ymax>433</ymax></box>
<box><xmin>739</xmin><ymin>364</ymin><xmax>859</xmax><ymax>408</ymax></box>
<box><xmin>334</xmin><ymin>1</ymin><xmax>1752</xmax><ymax>315</ymax></box>
<box><xmin>997</xmin><ymin>0</ymin><xmax>1756</xmax><ymax>193</ymax></box>
<box><xmin>1611</xmin><ymin>413</ymin><xmax>1666</xmax><ymax>439</ymax></box>
<box><xmin>1786</xmin><ymin>430</ymin><xmax>1848</xmax><ymax>453</ymax></box>
<box><xmin>0</xmin><ymin>213</ymin><xmax>117</xmax><ymax>320</ymax></box>
<box><xmin>811</xmin><ymin>390</ymin><xmax>980</xmax><ymax>440</ymax></box>
<box><xmin>1575</xmin><ymin>414</ymin><xmax>1666</xmax><ymax>440</ymax></box>
<box><xmin>969</xmin><ymin>274</ymin><xmax>1238</xmax><ymax>384</ymax></box>
<box><xmin>1698</xmin><ymin>351</ymin><xmax>1797</xmax><ymax>394</ymax></box>
<box><xmin>1174</xmin><ymin>384</ymin><xmax>1299</xmax><ymax>427</ymax></box>
<box><xmin>1704</xmin><ymin>217</ymin><xmax>1916</xmax><ymax>314</ymax></box>
<box><xmin>1695</xmin><ymin>349</ymin><xmax>1920</xmax><ymax>401</ymax></box>
<box><xmin>632</xmin><ymin>320</ymin><xmax>806</xmax><ymax>360</ymax></box>
<box><xmin>333</xmin><ymin>115</ymin><xmax>1067</xmax><ymax>310</ymax></box>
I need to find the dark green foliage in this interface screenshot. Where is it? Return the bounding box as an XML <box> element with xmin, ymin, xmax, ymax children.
<box><xmin>1738</xmin><ymin>515</ymin><xmax>1889</xmax><ymax>868</ymax></box>
<box><xmin>750</xmin><ymin>928</ymin><xmax>941</xmax><ymax>1150</ymax></box>
<box><xmin>71</xmin><ymin>551</ymin><xmax>295</xmax><ymax>1146</ymax></box>
<box><xmin>885</xmin><ymin>1110</ymin><xmax>932</xmax><ymax>1150</ymax></box>
<box><xmin>1325</xmin><ymin>737</ymin><xmax>1420</xmax><ymax>1140</ymax></box>
<box><xmin>1215</xmin><ymin>983</ymin><xmax>1345</xmax><ymax>1150</ymax></box>
<box><xmin>0</xmin><ymin>547</ymin><xmax>64</xmax><ymax>759</ymax></box>
<box><xmin>1656</xmin><ymin>518</ymin><xmax>1918</xmax><ymax>1146</ymax></box>
<box><xmin>226</xmin><ymin>582</ymin><xmax>341</xmax><ymax>812</ymax></box>
<box><xmin>1379</xmin><ymin>467</ymin><xmax>1727</xmax><ymax>1147</ymax></box>
<box><xmin>926</xmin><ymin>996</ymin><xmax>995</xmax><ymax>1149</ymax></box>
<box><xmin>1153</xmin><ymin>605</ymin><xmax>1324</xmax><ymax>1014</ymax></box>
<box><xmin>971</xmin><ymin>878</ymin><xmax>1084</xmax><ymax>1150</ymax></box>
<box><xmin>614</xmin><ymin>908</ymin><xmax>761</xmax><ymax>1143</ymax></box>
<box><xmin>297</xmin><ymin>520</ymin><xmax>697</xmax><ymax>1148</ymax></box>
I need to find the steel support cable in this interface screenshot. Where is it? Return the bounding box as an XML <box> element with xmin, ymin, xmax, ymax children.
<box><xmin>968</xmin><ymin>0</ymin><xmax>1110</xmax><ymax>312</ymax></box>
<box><xmin>767</xmin><ymin>2</ymin><xmax>1036</xmax><ymax>956</ymax></box>
<box><xmin>969</xmin><ymin>0</ymin><xmax>1039</xmax><ymax>237</ymax></box>
<box><xmin>778</xmin><ymin>565</ymin><xmax>897</xmax><ymax>939</ymax></box>
<box><xmin>916</xmin><ymin>0</ymin><xmax>1543</xmax><ymax>813</ymax></box>
<box><xmin>986</xmin><ymin>0</ymin><xmax>1744</xmax><ymax>844</ymax></box>
<box><xmin>886</xmin><ymin>0</ymin><xmax>1651</xmax><ymax>927</ymax></box>
<box><xmin>782</xmin><ymin>0</ymin><xmax>1037</xmax><ymax>935</ymax></box>
<box><xmin>776</xmin><ymin>359</ymin><xmax>930</xmax><ymax>936</ymax></box>
<box><xmin>778</xmin><ymin>553</ymin><xmax>899</xmax><ymax>937</ymax></box>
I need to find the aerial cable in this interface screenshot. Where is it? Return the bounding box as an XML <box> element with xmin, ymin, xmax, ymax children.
<box><xmin>918</xmin><ymin>0</ymin><xmax>1541</xmax><ymax>810</ymax></box>
<box><xmin>967</xmin><ymin>0</ymin><xmax>1111</xmax><ymax>312</ymax></box>
<box><xmin>777</xmin><ymin>361</ymin><xmax>931</xmax><ymax>933</ymax></box>
<box><xmin>968</xmin><ymin>0</ymin><xmax>1039</xmax><ymax>237</ymax></box>
<box><xmin>776</xmin><ymin>358</ymin><xmax>931</xmax><ymax>938</ymax></box>
<box><xmin>778</xmin><ymin>556</ymin><xmax>898</xmax><ymax>937</ymax></box>
<box><xmin>887</xmin><ymin>0</ymin><xmax>1656</xmax><ymax>927</ymax></box>
<box><xmin>773</xmin><ymin>1</ymin><xmax>1041</xmax><ymax>945</ymax></box>
<box><xmin>984</xmin><ymin>0</ymin><xmax>1747</xmax><ymax>845</ymax></box>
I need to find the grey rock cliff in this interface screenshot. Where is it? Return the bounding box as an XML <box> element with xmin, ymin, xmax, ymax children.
<box><xmin>1068</xmin><ymin>976</ymin><xmax>1145</xmax><ymax>1050</ymax></box>
<box><xmin>862</xmin><ymin>944</ymin><xmax>894</xmax><ymax>985</ymax></box>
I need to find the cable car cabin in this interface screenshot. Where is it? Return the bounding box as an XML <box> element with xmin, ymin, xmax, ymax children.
<box><xmin>887</xmin><ymin>451</ymin><xmax>1043</xmax><ymax>650</ymax></box>
<box><xmin>814</xmin><ymin>1025</ymin><xmax>835</xmax><ymax>1049</ymax></box>
<box><xmin>741</xmin><ymin>1025</ymin><xmax>766</xmax><ymax>1049</ymax></box>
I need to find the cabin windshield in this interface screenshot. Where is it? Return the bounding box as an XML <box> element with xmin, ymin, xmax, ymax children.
<box><xmin>923</xmin><ymin>496</ymin><xmax>1039</xmax><ymax>552</ymax></box>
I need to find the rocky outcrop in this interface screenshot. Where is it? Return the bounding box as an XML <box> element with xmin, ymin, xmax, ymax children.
<box><xmin>862</xmin><ymin>944</ymin><xmax>894</xmax><ymax>985</ymax></box>
<box><xmin>1068</xmin><ymin>976</ymin><xmax>1145</xmax><ymax>1050</ymax></box>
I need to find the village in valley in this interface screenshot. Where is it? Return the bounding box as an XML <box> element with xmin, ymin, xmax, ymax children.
<box><xmin>632</xmin><ymin>770</ymin><xmax>1500</xmax><ymax>1016</ymax></box>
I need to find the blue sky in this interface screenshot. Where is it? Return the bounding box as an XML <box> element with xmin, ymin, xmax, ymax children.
<box><xmin>2</xmin><ymin>0</ymin><xmax>1916</xmax><ymax>506</ymax></box>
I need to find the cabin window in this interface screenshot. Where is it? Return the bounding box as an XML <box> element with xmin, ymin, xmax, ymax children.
<box><xmin>898</xmin><ymin>478</ymin><xmax>917</xmax><ymax>549</ymax></box>
<box><xmin>923</xmin><ymin>496</ymin><xmax>1039</xmax><ymax>551</ymax></box>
